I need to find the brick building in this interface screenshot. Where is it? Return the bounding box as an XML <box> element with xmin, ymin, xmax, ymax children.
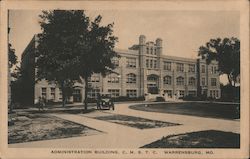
<box><xmin>21</xmin><ymin>34</ymin><xmax>221</xmax><ymax>104</ymax></box>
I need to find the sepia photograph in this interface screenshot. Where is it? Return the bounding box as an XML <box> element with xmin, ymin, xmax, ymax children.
<box><xmin>0</xmin><ymin>0</ymin><xmax>249</xmax><ymax>159</ymax></box>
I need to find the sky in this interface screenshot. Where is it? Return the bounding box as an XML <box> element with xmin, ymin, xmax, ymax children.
<box><xmin>9</xmin><ymin>10</ymin><xmax>240</xmax><ymax>83</ymax></box>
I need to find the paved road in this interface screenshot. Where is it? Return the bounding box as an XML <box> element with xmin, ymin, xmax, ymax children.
<box><xmin>9</xmin><ymin>102</ymin><xmax>240</xmax><ymax>148</ymax></box>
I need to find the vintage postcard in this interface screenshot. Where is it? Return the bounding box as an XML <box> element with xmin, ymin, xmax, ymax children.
<box><xmin>0</xmin><ymin>0</ymin><xmax>249</xmax><ymax>158</ymax></box>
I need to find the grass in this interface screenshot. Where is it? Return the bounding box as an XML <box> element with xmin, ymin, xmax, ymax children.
<box><xmin>130</xmin><ymin>102</ymin><xmax>240</xmax><ymax>119</ymax></box>
<box><xmin>141</xmin><ymin>130</ymin><xmax>240</xmax><ymax>148</ymax></box>
<box><xmin>94</xmin><ymin>114</ymin><xmax>180</xmax><ymax>129</ymax></box>
<box><xmin>8</xmin><ymin>113</ymin><xmax>102</xmax><ymax>144</ymax></box>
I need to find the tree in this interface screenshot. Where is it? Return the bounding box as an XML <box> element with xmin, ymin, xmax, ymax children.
<box><xmin>76</xmin><ymin>15</ymin><xmax>118</xmax><ymax>110</ymax></box>
<box><xmin>9</xmin><ymin>43</ymin><xmax>17</xmax><ymax>68</ymax></box>
<box><xmin>8</xmin><ymin>43</ymin><xmax>17</xmax><ymax>112</ymax></box>
<box><xmin>36</xmin><ymin>10</ymin><xmax>118</xmax><ymax>109</ymax></box>
<box><xmin>198</xmin><ymin>37</ymin><xmax>240</xmax><ymax>87</ymax></box>
<box><xmin>36</xmin><ymin>10</ymin><xmax>90</xmax><ymax>107</ymax></box>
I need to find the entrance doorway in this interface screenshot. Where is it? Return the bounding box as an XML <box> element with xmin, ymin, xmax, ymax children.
<box><xmin>147</xmin><ymin>74</ymin><xmax>159</xmax><ymax>94</ymax></box>
<box><xmin>73</xmin><ymin>89</ymin><xmax>82</xmax><ymax>102</ymax></box>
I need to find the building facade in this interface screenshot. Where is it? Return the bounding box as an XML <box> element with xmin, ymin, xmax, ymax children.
<box><xmin>21</xmin><ymin>35</ymin><xmax>221</xmax><ymax>104</ymax></box>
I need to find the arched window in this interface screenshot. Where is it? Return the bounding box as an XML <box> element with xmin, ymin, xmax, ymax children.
<box><xmin>176</xmin><ymin>76</ymin><xmax>184</xmax><ymax>85</ymax></box>
<box><xmin>127</xmin><ymin>73</ymin><xmax>136</xmax><ymax>83</ymax></box>
<box><xmin>163</xmin><ymin>76</ymin><xmax>172</xmax><ymax>85</ymax></box>
<box><xmin>188</xmin><ymin>77</ymin><xmax>196</xmax><ymax>86</ymax></box>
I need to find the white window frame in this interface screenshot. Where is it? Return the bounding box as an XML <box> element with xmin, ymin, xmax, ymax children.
<box><xmin>176</xmin><ymin>76</ymin><xmax>184</xmax><ymax>85</ymax></box>
<box><xmin>163</xmin><ymin>76</ymin><xmax>172</xmax><ymax>85</ymax></box>
<box><xmin>127</xmin><ymin>73</ymin><xmax>136</xmax><ymax>84</ymax></box>
<box><xmin>126</xmin><ymin>57</ymin><xmax>136</xmax><ymax>68</ymax></box>
<box><xmin>177</xmin><ymin>63</ymin><xmax>184</xmax><ymax>72</ymax></box>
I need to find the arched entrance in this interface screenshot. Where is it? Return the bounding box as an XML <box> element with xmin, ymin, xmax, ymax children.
<box><xmin>147</xmin><ymin>74</ymin><xmax>159</xmax><ymax>94</ymax></box>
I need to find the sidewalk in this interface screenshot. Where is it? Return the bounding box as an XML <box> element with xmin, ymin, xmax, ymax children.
<box><xmin>9</xmin><ymin>102</ymin><xmax>240</xmax><ymax>148</ymax></box>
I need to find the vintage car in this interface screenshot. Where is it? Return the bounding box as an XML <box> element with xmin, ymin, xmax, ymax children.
<box><xmin>96</xmin><ymin>93</ymin><xmax>115</xmax><ymax>110</ymax></box>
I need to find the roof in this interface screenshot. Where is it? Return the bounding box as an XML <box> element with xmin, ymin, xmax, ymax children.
<box><xmin>114</xmin><ymin>48</ymin><xmax>139</xmax><ymax>55</ymax></box>
<box><xmin>161</xmin><ymin>54</ymin><xmax>197</xmax><ymax>63</ymax></box>
<box><xmin>114</xmin><ymin>48</ymin><xmax>197</xmax><ymax>62</ymax></box>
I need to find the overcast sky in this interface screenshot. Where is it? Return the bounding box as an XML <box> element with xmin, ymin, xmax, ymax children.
<box><xmin>9</xmin><ymin>10</ymin><xmax>240</xmax><ymax>61</ymax></box>
<box><xmin>9</xmin><ymin>10</ymin><xmax>240</xmax><ymax>84</ymax></box>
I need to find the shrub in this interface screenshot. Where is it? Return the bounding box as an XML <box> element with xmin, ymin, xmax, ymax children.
<box><xmin>156</xmin><ymin>97</ymin><xmax>165</xmax><ymax>102</ymax></box>
<box><xmin>182</xmin><ymin>95</ymin><xmax>199</xmax><ymax>101</ymax></box>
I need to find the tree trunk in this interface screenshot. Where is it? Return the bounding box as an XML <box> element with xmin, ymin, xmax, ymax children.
<box><xmin>61</xmin><ymin>81</ymin><xmax>66</xmax><ymax>107</ymax></box>
<box><xmin>84</xmin><ymin>77</ymin><xmax>88</xmax><ymax>111</ymax></box>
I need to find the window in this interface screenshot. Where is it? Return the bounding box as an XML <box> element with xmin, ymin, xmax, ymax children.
<box><xmin>88</xmin><ymin>89</ymin><xmax>100</xmax><ymax>98</ymax></box>
<box><xmin>147</xmin><ymin>76</ymin><xmax>158</xmax><ymax>82</ymax></box>
<box><xmin>188</xmin><ymin>91</ymin><xmax>196</xmax><ymax>97</ymax></box>
<box><xmin>111</xmin><ymin>58</ymin><xmax>119</xmax><ymax>67</ymax></box>
<box><xmin>163</xmin><ymin>61</ymin><xmax>171</xmax><ymax>71</ymax></box>
<box><xmin>211</xmin><ymin>78</ymin><xmax>217</xmax><ymax>86</ymax></box>
<box><xmin>154</xmin><ymin>48</ymin><xmax>157</xmax><ymax>55</ymax></box>
<box><xmin>108</xmin><ymin>89</ymin><xmax>120</xmax><ymax>98</ymax></box>
<box><xmin>211</xmin><ymin>66</ymin><xmax>217</xmax><ymax>74</ymax></box>
<box><xmin>177</xmin><ymin>63</ymin><xmax>184</xmax><ymax>72</ymax></box>
<box><xmin>146</xmin><ymin>47</ymin><xmax>149</xmax><ymax>54</ymax></box>
<box><xmin>126</xmin><ymin>90</ymin><xmax>137</xmax><ymax>97</ymax></box>
<box><xmin>179</xmin><ymin>90</ymin><xmax>185</xmax><ymax>97</ymax></box>
<box><xmin>216</xmin><ymin>90</ymin><xmax>219</xmax><ymax>98</ymax></box>
<box><xmin>201</xmin><ymin>65</ymin><xmax>205</xmax><ymax>73</ymax></box>
<box><xmin>188</xmin><ymin>64</ymin><xmax>195</xmax><ymax>72</ymax></box>
<box><xmin>163</xmin><ymin>76</ymin><xmax>172</xmax><ymax>85</ymax></box>
<box><xmin>41</xmin><ymin>87</ymin><xmax>47</xmax><ymax>98</ymax></box>
<box><xmin>201</xmin><ymin>77</ymin><xmax>206</xmax><ymax>86</ymax></box>
<box><xmin>127</xmin><ymin>73</ymin><xmax>136</xmax><ymax>84</ymax></box>
<box><xmin>188</xmin><ymin>77</ymin><xmax>196</xmax><ymax>86</ymax></box>
<box><xmin>210</xmin><ymin>90</ymin><xmax>219</xmax><ymax>98</ymax></box>
<box><xmin>176</xmin><ymin>76</ymin><xmax>184</xmax><ymax>85</ymax></box>
<box><xmin>73</xmin><ymin>89</ymin><xmax>81</xmax><ymax>94</ymax></box>
<box><xmin>150</xmin><ymin>48</ymin><xmax>153</xmax><ymax>54</ymax></box>
<box><xmin>147</xmin><ymin>58</ymin><xmax>157</xmax><ymax>69</ymax></box>
<box><xmin>153</xmin><ymin>60</ymin><xmax>157</xmax><ymax>68</ymax></box>
<box><xmin>126</xmin><ymin>57</ymin><xmax>136</xmax><ymax>68</ymax></box>
<box><xmin>108</xmin><ymin>74</ymin><xmax>119</xmax><ymax>83</ymax></box>
<box><xmin>150</xmin><ymin>59</ymin><xmax>153</xmax><ymax>68</ymax></box>
<box><xmin>164</xmin><ymin>90</ymin><xmax>172</xmax><ymax>98</ymax></box>
<box><xmin>50</xmin><ymin>88</ymin><xmax>55</xmax><ymax>100</ymax></box>
<box><xmin>146</xmin><ymin>59</ymin><xmax>149</xmax><ymax>68</ymax></box>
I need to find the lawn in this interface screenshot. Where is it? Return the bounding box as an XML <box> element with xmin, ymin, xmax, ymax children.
<box><xmin>94</xmin><ymin>114</ymin><xmax>180</xmax><ymax>129</ymax></box>
<box><xmin>130</xmin><ymin>102</ymin><xmax>239</xmax><ymax>119</ymax></box>
<box><xmin>141</xmin><ymin>130</ymin><xmax>240</xmax><ymax>148</ymax></box>
<box><xmin>8</xmin><ymin>112</ymin><xmax>102</xmax><ymax>144</ymax></box>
